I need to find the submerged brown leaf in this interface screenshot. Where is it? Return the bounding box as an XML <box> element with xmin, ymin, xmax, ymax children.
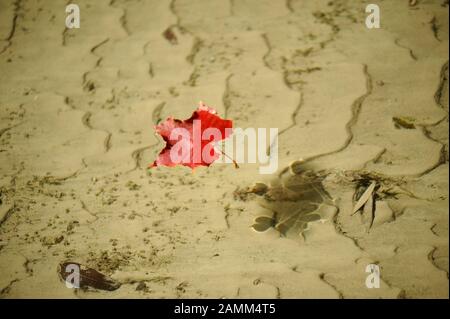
<box><xmin>250</xmin><ymin>171</ymin><xmax>333</xmax><ymax>237</ymax></box>
<box><xmin>252</xmin><ymin>216</ymin><xmax>275</xmax><ymax>232</ymax></box>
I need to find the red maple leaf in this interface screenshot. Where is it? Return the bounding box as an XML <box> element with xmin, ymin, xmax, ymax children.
<box><xmin>150</xmin><ymin>102</ymin><xmax>233</xmax><ymax>169</ymax></box>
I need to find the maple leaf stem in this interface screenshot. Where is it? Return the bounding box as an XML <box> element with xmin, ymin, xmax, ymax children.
<box><xmin>218</xmin><ymin>149</ymin><xmax>239</xmax><ymax>169</ymax></box>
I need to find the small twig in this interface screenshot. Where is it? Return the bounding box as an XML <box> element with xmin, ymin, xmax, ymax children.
<box><xmin>218</xmin><ymin>149</ymin><xmax>239</xmax><ymax>169</ymax></box>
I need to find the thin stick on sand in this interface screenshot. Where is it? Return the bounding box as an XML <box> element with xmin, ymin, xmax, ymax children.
<box><xmin>217</xmin><ymin>149</ymin><xmax>239</xmax><ymax>169</ymax></box>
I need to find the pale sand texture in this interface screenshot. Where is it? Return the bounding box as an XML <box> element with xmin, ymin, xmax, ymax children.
<box><xmin>0</xmin><ymin>0</ymin><xmax>448</xmax><ymax>298</ymax></box>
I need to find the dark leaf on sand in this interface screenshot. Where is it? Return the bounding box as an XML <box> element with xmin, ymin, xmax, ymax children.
<box><xmin>162</xmin><ymin>27</ymin><xmax>178</xmax><ymax>44</ymax></box>
<box><xmin>392</xmin><ymin>116</ymin><xmax>415</xmax><ymax>129</ymax></box>
<box><xmin>58</xmin><ymin>261</ymin><xmax>121</xmax><ymax>291</ymax></box>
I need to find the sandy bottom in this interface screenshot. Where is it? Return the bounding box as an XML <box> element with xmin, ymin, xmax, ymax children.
<box><xmin>0</xmin><ymin>0</ymin><xmax>448</xmax><ymax>298</ymax></box>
